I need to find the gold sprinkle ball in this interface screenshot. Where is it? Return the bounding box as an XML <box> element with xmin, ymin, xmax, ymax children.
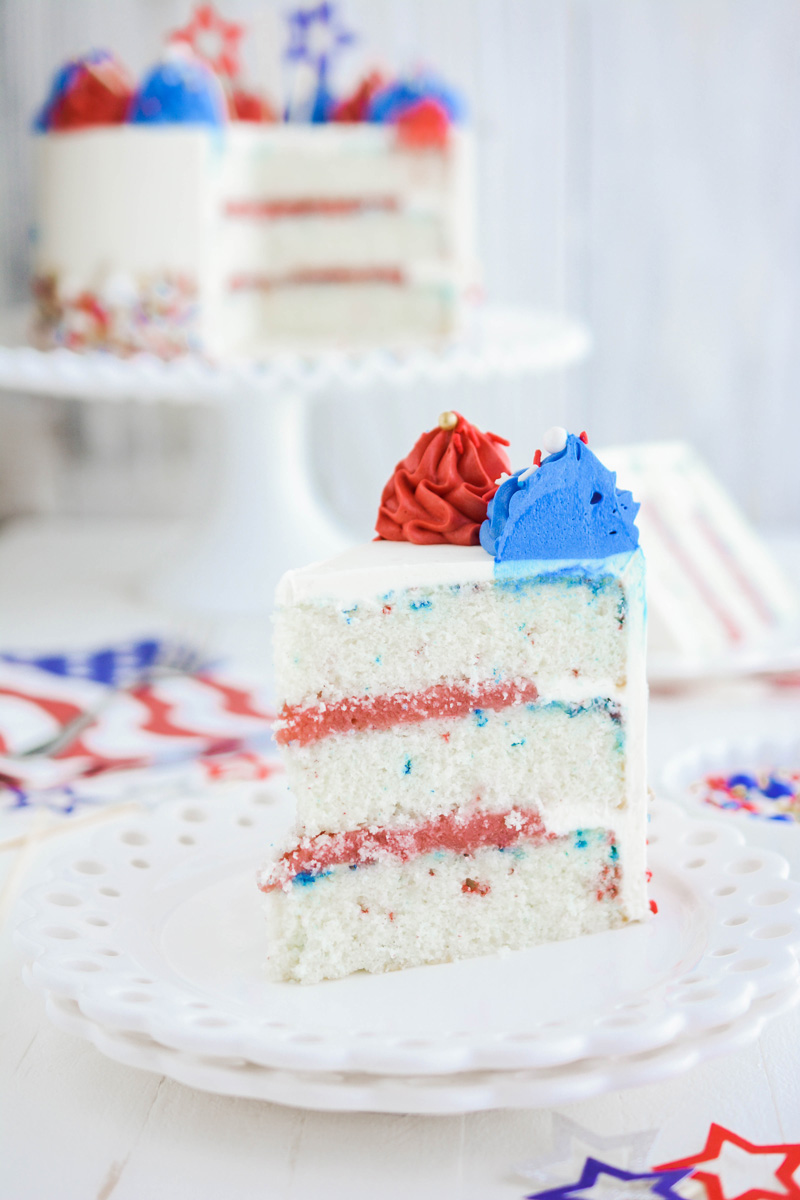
<box><xmin>439</xmin><ymin>411</ymin><xmax>458</xmax><ymax>431</ymax></box>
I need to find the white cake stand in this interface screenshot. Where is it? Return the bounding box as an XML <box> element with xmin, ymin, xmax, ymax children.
<box><xmin>0</xmin><ymin>306</ymin><xmax>590</xmax><ymax>611</ymax></box>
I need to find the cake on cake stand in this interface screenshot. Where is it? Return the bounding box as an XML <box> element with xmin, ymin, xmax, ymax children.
<box><xmin>0</xmin><ymin>305</ymin><xmax>590</xmax><ymax>611</ymax></box>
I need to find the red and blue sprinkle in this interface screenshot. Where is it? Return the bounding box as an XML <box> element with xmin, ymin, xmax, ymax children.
<box><xmin>694</xmin><ymin>769</ymin><xmax>800</xmax><ymax>823</ymax></box>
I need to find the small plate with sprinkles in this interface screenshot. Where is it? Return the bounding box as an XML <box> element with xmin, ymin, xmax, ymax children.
<box><xmin>661</xmin><ymin>735</ymin><xmax>800</xmax><ymax>872</ymax></box>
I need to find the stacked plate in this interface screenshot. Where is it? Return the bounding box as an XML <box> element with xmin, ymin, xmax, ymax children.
<box><xmin>14</xmin><ymin>779</ymin><xmax>800</xmax><ymax>1114</ymax></box>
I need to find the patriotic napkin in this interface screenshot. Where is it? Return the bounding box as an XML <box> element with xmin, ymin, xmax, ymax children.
<box><xmin>0</xmin><ymin>638</ymin><xmax>277</xmax><ymax>844</ymax></box>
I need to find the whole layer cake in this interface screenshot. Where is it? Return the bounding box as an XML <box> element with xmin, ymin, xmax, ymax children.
<box><xmin>259</xmin><ymin>416</ymin><xmax>650</xmax><ymax>983</ymax></box>
<box><xmin>31</xmin><ymin>5</ymin><xmax>476</xmax><ymax>358</ymax></box>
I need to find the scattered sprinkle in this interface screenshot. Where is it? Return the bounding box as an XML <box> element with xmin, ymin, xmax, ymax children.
<box><xmin>462</xmin><ymin>878</ymin><xmax>490</xmax><ymax>896</ymax></box>
<box><xmin>694</xmin><ymin>769</ymin><xmax>800</xmax><ymax>823</ymax></box>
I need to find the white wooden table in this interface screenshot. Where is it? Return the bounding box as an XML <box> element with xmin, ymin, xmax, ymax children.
<box><xmin>1</xmin><ymin>517</ymin><xmax>798</xmax><ymax>1200</ymax></box>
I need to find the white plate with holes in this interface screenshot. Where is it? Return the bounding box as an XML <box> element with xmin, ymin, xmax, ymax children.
<box><xmin>36</xmin><ymin>980</ymin><xmax>800</xmax><ymax>1114</ymax></box>
<box><xmin>14</xmin><ymin>781</ymin><xmax>800</xmax><ymax>1080</ymax></box>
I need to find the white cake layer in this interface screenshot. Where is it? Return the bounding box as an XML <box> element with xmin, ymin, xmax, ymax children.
<box><xmin>274</xmin><ymin>546</ymin><xmax>644</xmax><ymax>709</ymax></box>
<box><xmin>216</xmin><ymin>282</ymin><xmax>457</xmax><ymax>352</ymax></box>
<box><xmin>263</xmin><ymin>831</ymin><xmax>637</xmax><ymax>984</ymax></box>
<box><xmin>282</xmin><ymin>700</ymin><xmax>627</xmax><ymax>839</ymax></box>
<box><xmin>217</xmin><ymin>211</ymin><xmax>446</xmax><ymax>274</ymax></box>
<box><xmin>218</xmin><ymin>125</ymin><xmax>473</xmax><ymax>205</ymax></box>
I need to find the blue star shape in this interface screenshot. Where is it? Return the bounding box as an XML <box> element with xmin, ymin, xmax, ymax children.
<box><xmin>526</xmin><ymin>1157</ymin><xmax>694</xmax><ymax>1200</ymax></box>
<box><xmin>284</xmin><ymin>3</ymin><xmax>355</xmax><ymax>71</ymax></box>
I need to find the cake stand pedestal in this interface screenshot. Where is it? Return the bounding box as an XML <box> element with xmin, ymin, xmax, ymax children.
<box><xmin>152</xmin><ymin>387</ymin><xmax>352</xmax><ymax>612</ymax></box>
<box><xmin>0</xmin><ymin>306</ymin><xmax>590</xmax><ymax>612</ymax></box>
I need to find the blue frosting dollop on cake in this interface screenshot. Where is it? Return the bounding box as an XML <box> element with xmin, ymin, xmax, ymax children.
<box><xmin>128</xmin><ymin>57</ymin><xmax>225</xmax><ymax>126</ymax></box>
<box><xmin>479</xmin><ymin>433</ymin><xmax>639</xmax><ymax>561</ymax></box>
<box><xmin>366</xmin><ymin>75</ymin><xmax>466</xmax><ymax>123</ymax></box>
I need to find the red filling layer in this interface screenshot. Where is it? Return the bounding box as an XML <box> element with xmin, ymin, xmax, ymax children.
<box><xmin>229</xmin><ymin>266</ymin><xmax>405</xmax><ymax>292</ymax></box>
<box><xmin>225</xmin><ymin>197</ymin><xmax>399</xmax><ymax>219</ymax></box>
<box><xmin>259</xmin><ymin>806</ymin><xmax>553</xmax><ymax>892</ymax></box>
<box><xmin>275</xmin><ymin>678</ymin><xmax>539</xmax><ymax>748</ymax></box>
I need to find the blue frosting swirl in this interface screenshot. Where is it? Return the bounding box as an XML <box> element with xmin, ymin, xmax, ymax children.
<box><xmin>128</xmin><ymin>58</ymin><xmax>225</xmax><ymax>126</ymax></box>
<box><xmin>366</xmin><ymin>75</ymin><xmax>466</xmax><ymax>124</ymax></box>
<box><xmin>479</xmin><ymin>434</ymin><xmax>639</xmax><ymax>561</ymax></box>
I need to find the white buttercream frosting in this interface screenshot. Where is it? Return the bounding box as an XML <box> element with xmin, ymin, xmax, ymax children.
<box><xmin>276</xmin><ymin>540</ymin><xmax>639</xmax><ymax>605</ymax></box>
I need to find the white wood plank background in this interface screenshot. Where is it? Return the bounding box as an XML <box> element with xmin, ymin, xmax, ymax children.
<box><xmin>1</xmin><ymin>0</ymin><xmax>799</xmax><ymax>538</ymax></box>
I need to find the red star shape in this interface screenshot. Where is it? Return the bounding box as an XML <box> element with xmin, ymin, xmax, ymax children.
<box><xmin>654</xmin><ymin>1124</ymin><xmax>800</xmax><ymax>1200</ymax></box>
<box><xmin>169</xmin><ymin>5</ymin><xmax>244</xmax><ymax>80</ymax></box>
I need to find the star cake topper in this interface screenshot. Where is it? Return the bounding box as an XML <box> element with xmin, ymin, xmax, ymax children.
<box><xmin>654</xmin><ymin>1123</ymin><xmax>800</xmax><ymax>1200</ymax></box>
<box><xmin>285</xmin><ymin>3</ymin><xmax>355</xmax><ymax>70</ymax></box>
<box><xmin>169</xmin><ymin>4</ymin><xmax>245</xmax><ymax>80</ymax></box>
<box><xmin>284</xmin><ymin>3</ymin><xmax>355</xmax><ymax>121</ymax></box>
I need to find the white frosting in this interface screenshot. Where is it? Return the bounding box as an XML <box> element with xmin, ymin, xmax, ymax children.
<box><xmin>276</xmin><ymin>540</ymin><xmax>639</xmax><ymax>605</ymax></box>
<box><xmin>33</xmin><ymin>127</ymin><xmax>211</xmax><ymax>281</ymax></box>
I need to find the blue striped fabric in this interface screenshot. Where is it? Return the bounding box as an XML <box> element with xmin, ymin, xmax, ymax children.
<box><xmin>1</xmin><ymin>638</ymin><xmax>168</xmax><ymax>686</ymax></box>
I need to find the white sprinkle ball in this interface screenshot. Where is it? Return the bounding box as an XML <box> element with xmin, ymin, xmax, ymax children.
<box><xmin>495</xmin><ymin>472</ymin><xmax>510</xmax><ymax>486</ymax></box>
<box><xmin>164</xmin><ymin>40</ymin><xmax>194</xmax><ymax>62</ymax></box>
<box><xmin>542</xmin><ymin>426</ymin><xmax>568</xmax><ymax>455</ymax></box>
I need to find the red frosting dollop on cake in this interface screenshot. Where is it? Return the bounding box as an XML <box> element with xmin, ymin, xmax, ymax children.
<box><xmin>375</xmin><ymin>412</ymin><xmax>511</xmax><ymax>546</ymax></box>
<box><xmin>49</xmin><ymin>57</ymin><xmax>135</xmax><ymax>130</ymax></box>
<box><xmin>395</xmin><ymin>98</ymin><xmax>451</xmax><ymax>149</ymax></box>
<box><xmin>331</xmin><ymin>72</ymin><xmax>386</xmax><ymax>123</ymax></box>
<box><xmin>229</xmin><ymin>88</ymin><xmax>278</xmax><ymax>123</ymax></box>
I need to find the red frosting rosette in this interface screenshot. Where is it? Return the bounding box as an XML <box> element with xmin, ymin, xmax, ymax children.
<box><xmin>376</xmin><ymin>412</ymin><xmax>511</xmax><ymax>546</ymax></box>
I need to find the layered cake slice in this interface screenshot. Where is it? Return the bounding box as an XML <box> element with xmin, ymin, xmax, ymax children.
<box><xmin>259</xmin><ymin>415</ymin><xmax>649</xmax><ymax>983</ymax></box>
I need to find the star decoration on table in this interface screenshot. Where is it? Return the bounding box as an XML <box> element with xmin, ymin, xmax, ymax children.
<box><xmin>654</xmin><ymin>1124</ymin><xmax>800</xmax><ymax>1200</ymax></box>
<box><xmin>518</xmin><ymin>1115</ymin><xmax>661</xmax><ymax>1185</ymax></box>
<box><xmin>169</xmin><ymin>4</ymin><xmax>245</xmax><ymax>80</ymax></box>
<box><xmin>526</xmin><ymin>1157</ymin><xmax>695</xmax><ymax>1200</ymax></box>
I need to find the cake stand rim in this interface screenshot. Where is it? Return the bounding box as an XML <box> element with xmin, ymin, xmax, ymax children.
<box><xmin>0</xmin><ymin>303</ymin><xmax>592</xmax><ymax>402</ymax></box>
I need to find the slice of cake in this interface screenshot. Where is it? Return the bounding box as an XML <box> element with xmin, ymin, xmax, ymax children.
<box><xmin>259</xmin><ymin>416</ymin><xmax>649</xmax><ymax>983</ymax></box>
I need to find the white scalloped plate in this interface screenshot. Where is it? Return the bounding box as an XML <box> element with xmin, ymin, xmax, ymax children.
<box><xmin>14</xmin><ymin>782</ymin><xmax>800</xmax><ymax>1076</ymax></box>
<box><xmin>38</xmin><ymin>981</ymin><xmax>800</xmax><ymax>1114</ymax></box>
<box><xmin>661</xmin><ymin>735</ymin><xmax>800</xmax><ymax>873</ymax></box>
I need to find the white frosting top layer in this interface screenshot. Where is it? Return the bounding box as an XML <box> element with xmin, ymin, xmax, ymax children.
<box><xmin>276</xmin><ymin>541</ymin><xmax>639</xmax><ymax>605</ymax></box>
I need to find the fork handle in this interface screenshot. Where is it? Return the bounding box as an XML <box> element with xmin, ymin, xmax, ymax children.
<box><xmin>17</xmin><ymin>709</ymin><xmax>102</xmax><ymax>759</ymax></box>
